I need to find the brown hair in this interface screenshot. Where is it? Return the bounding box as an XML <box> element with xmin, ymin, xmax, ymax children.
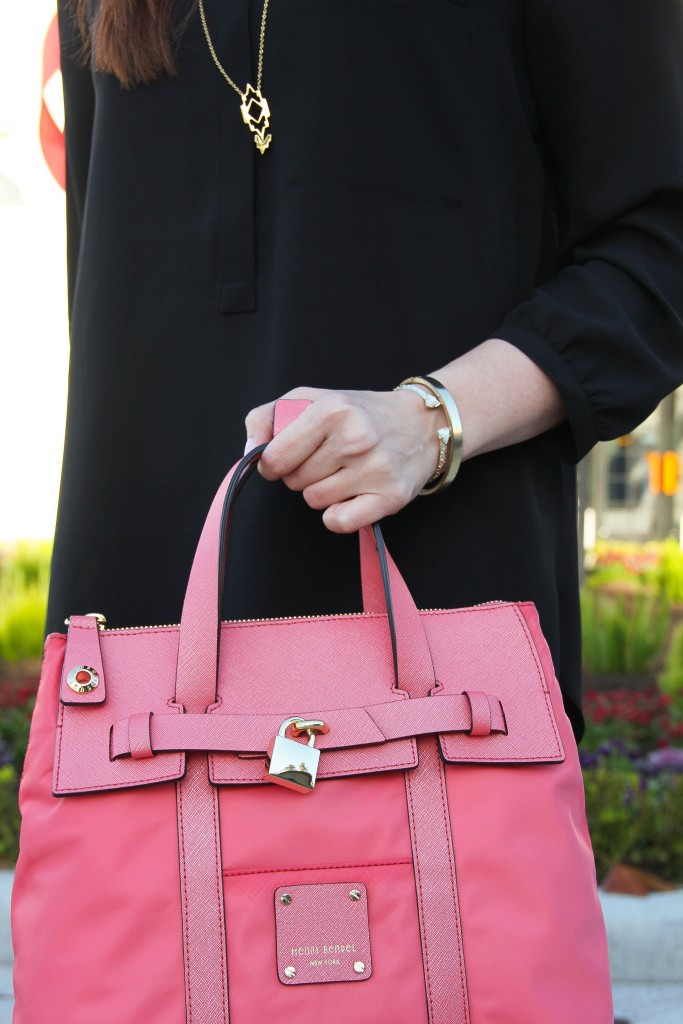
<box><xmin>71</xmin><ymin>0</ymin><xmax>197</xmax><ymax>89</ymax></box>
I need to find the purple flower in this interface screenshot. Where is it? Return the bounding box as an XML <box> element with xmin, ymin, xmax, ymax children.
<box><xmin>646</xmin><ymin>748</ymin><xmax>683</xmax><ymax>772</ymax></box>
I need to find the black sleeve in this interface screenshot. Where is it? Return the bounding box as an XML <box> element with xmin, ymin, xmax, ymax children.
<box><xmin>493</xmin><ymin>0</ymin><xmax>683</xmax><ymax>462</ymax></box>
<box><xmin>57</xmin><ymin>0</ymin><xmax>95</xmax><ymax>320</ymax></box>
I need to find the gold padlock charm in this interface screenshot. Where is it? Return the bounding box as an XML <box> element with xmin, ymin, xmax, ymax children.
<box><xmin>265</xmin><ymin>717</ymin><xmax>330</xmax><ymax>794</ymax></box>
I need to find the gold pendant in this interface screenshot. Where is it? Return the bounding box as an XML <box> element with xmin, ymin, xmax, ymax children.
<box><xmin>240</xmin><ymin>84</ymin><xmax>272</xmax><ymax>154</ymax></box>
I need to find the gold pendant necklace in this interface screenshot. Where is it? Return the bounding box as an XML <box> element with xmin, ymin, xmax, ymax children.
<box><xmin>198</xmin><ymin>0</ymin><xmax>272</xmax><ymax>154</ymax></box>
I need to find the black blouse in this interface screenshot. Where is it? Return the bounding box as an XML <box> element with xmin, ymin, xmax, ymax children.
<box><xmin>48</xmin><ymin>0</ymin><xmax>683</xmax><ymax>739</ymax></box>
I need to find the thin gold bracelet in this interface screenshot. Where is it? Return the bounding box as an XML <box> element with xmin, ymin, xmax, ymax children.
<box><xmin>396</xmin><ymin>376</ymin><xmax>463</xmax><ymax>495</ymax></box>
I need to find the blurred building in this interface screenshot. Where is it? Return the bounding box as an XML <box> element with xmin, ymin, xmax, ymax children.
<box><xmin>580</xmin><ymin>390</ymin><xmax>682</xmax><ymax>546</ymax></box>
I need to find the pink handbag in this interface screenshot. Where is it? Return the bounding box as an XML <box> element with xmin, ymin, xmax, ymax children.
<box><xmin>12</xmin><ymin>401</ymin><xmax>613</xmax><ymax>1024</ymax></box>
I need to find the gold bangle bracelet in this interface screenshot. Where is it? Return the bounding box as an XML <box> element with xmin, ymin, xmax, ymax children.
<box><xmin>397</xmin><ymin>375</ymin><xmax>463</xmax><ymax>495</ymax></box>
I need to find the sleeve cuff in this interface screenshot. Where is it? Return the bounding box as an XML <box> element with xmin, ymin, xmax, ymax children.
<box><xmin>491</xmin><ymin>322</ymin><xmax>599</xmax><ymax>463</ymax></box>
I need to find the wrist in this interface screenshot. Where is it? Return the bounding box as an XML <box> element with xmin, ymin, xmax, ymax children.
<box><xmin>394</xmin><ymin>377</ymin><xmax>463</xmax><ymax>494</ymax></box>
<box><xmin>391</xmin><ymin>386</ymin><xmax>448</xmax><ymax>483</ymax></box>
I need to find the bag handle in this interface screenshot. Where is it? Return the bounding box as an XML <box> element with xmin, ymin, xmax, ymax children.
<box><xmin>174</xmin><ymin>402</ymin><xmax>437</xmax><ymax>712</ymax></box>
<box><xmin>271</xmin><ymin>403</ymin><xmax>440</xmax><ymax>702</ymax></box>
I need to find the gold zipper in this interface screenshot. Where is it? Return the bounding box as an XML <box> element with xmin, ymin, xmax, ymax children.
<box><xmin>96</xmin><ymin>600</ymin><xmax>508</xmax><ymax>634</ymax></box>
<box><xmin>106</xmin><ymin>610</ymin><xmax>379</xmax><ymax>632</ymax></box>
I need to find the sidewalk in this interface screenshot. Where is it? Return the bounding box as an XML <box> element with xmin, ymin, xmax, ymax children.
<box><xmin>612</xmin><ymin>983</ymin><xmax>683</xmax><ymax>1024</ymax></box>
<box><xmin>602</xmin><ymin>890</ymin><xmax>683</xmax><ymax>1024</ymax></box>
<box><xmin>1</xmin><ymin>871</ymin><xmax>681</xmax><ymax>1022</ymax></box>
<box><xmin>0</xmin><ymin>872</ymin><xmax>12</xmax><ymax>1024</ymax></box>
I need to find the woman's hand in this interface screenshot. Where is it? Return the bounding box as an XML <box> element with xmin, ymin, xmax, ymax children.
<box><xmin>244</xmin><ymin>340</ymin><xmax>566</xmax><ymax>533</ymax></box>
<box><xmin>244</xmin><ymin>387</ymin><xmax>446</xmax><ymax>533</ymax></box>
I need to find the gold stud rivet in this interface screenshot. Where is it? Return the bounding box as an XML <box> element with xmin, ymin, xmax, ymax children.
<box><xmin>280</xmin><ymin>893</ymin><xmax>292</xmax><ymax>906</ymax></box>
<box><xmin>284</xmin><ymin>966</ymin><xmax>296</xmax><ymax>979</ymax></box>
<box><xmin>353</xmin><ymin>961</ymin><xmax>365</xmax><ymax>974</ymax></box>
<box><xmin>349</xmin><ymin>889</ymin><xmax>361</xmax><ymax>901</ymax></box>
<box><xmin>66</xmin><ymin>666</ymin><xmax>99</xmax><ymax>694</ymax></box>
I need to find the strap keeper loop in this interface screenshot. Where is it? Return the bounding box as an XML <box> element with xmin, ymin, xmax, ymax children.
<box><xmin>463</xmin><ymin>690</ymin><xmax>493</xmax><ymax>737</ymax></box>
<box><xmin>129</xmin><ymin>711</ymin><xmax>154</xmax><ymax>759</ymax></box>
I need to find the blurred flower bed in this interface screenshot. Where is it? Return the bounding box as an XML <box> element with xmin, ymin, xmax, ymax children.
<box><xmin>581</xmin><ymin>540</ymin><xmax>683</xmax><ymax>885</ymax></box>
<box><xmin>1</xmin><ymin>539</ymin><xmax>683</xmax><ymax>883</ymax></box>
<box><xmin>581</xmin><ymin>690</ymin><xmax>683</xmax><ymax>883</ymax></box>
<box><xmin>585</xmin><ymin>537</ymin><xmax>683</xmax><ymax>602</ymax></box>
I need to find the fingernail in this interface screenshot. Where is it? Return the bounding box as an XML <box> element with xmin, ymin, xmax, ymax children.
<box><xmin>244</xmin><ymin>437</ymin><xmax>256</xmax><ymax>455</ymax></box>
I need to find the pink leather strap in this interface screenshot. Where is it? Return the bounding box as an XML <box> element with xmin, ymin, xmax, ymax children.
<box><xmin>359</xmin><ymin>524</ymin><xmax>387</xmax><ymax>614</ymax></box>
<box><xmin>110</xmin><ymin>692</ymin><xmax>507</xmax><ymax>760</ymax></box>
<box><xmin>464</xmin><ymin>690</ymin><xmax>493</xmax><ymax>737</ymax></box>
<box><xmin>273</xmin><ymin>397</ymin><xmax>311</xmax><ymax>434</ymax></box>
<box><xmin>128</xmin><ymin>712</ymin><xmax>154</xmax><ymax>760</ymax></box>
<box><xmin>406</xmin><ymin>737</ymin><xmax>470</xmax><ymax>1024</ymax></box>
<box><xmin>359</xmin><ymin>526</ymin><xmax>437</xmax><ymax>694</ymax></box>
<box><xmin>177</xmin><ymin>756</ymin><xmax>230</xmax><ymax>1024</ymax></box>
<box><xmin>174</xmin><ymin>453</ymin><xmax>252</xmax><ymax>711</ymax></box>
<box><xmin>59</xmin><ymin>615</ymin><xmax>106</xmax><ymax>705</ymax></box>
<box><xmin>173</xmin><ymin>457</ymin><xmax>240</xmax><ymax>1023</ymax></box>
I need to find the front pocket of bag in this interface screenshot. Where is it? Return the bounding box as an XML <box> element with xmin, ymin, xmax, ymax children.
<box><xmin>218</xmin><ymin>768</ymin><xmax>428</xmax><ymax>1023</ymax></box>
<box><xmin>222</xmin><ymin>861</ymin><xmax>428</xmax><ymax>1024</ymax></box>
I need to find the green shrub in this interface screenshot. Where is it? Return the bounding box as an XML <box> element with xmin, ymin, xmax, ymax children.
<box><xmin>0</xmin><ymin>765</ymin><xmax>20</xmax><ymax>865</ymax></box>
<box><xmin>653</xmin><ymin>539</ymin><xmax>683</xmax><ymax>604</ymax></box>
<box><xmin>0</xmin><ymin>542</ymin><xmax>51</xmax><ymax>591</ymax></box>
<box><xmin>584</xmin><ymin>758</ymin><xmax>683</xmax><ymax>883</ymax></box>
<box><xmin>658</xmin><ymin>622</ymin><xmax>683</xmax><ymax>699</ymax></box>
<box><xmin>0</xmin><ymin>588</ymin><xmax>47</xmax><ymax>661</ymax></box>
<box><xmin>584</xmin><ymin>760</ymin><xmax>640</xmax><ymax>876</ymax></box>
<box><xmin>580</xmin><ymin>590</ymin><xmax>669</xmax><ymax>674</ymax></box>
<box><xmin>0</xmin><ymin>702</ymin><xmax>34</xmax><ymax>774</ymax></box>
<box><xmin>0</xmin><ymin>541</ymin><xmax>51</xmax><ymax>662</ymax></box>
<box><xmin>0</xmin><ymin>700</ymin><xmax>35</xmax><ymax>866</ymax></box>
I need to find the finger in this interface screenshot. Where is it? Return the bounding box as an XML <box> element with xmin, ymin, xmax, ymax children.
<box><xmin>282</xmin><ymin>439</ymin><xmax>348</xmax><ymax>493</ymax></box>
<box><xmin>322</xmin><ymin>491</ymin><xmax>399</xmax><ymax>534</ymax></box>
<box><xmin>244</xmin><ymin>387</ymin><xmax>326</xmax><ymax>454</ymax></box>
<box><xmin>295</xmin><ymin>450</ymin><xmax>391</xmax><ymax>507</ymax></box>
<box><xmin>299</xmin><ymin>466</ymin><xmax>351</xmax><ymax>509</ymax></box>
<box><xmin>258</xmin><ymin>390</ymin><xmax>332</xmax><ymax>480</ymax></box>
<box><xmin>261</xmin><ymin>390</ymin><xmax>379</xmax><ymax>482</ymax></box>
<box><xmin>244</xmin><ymin>401</ymin><xmax>276</xmax><ymax>452</ymax></box>
<box><xmin>282</xmin><ymin>410</ymin><xmax>393</xmax><ymax>493</ymax></box>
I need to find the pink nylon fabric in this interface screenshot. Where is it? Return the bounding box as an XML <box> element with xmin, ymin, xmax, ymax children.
<box><xmin>12</xmin><ymin>635</ymin><xmax>186</xmax><ymax>1024</ymax></box>
<box><xmin>442</xmin><ymin>607</ymin><xmax>613</xmax><ymax>1024</ymax></box>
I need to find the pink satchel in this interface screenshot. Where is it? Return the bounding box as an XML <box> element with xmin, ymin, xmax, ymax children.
<box><xmin>12</xmin><ymin>401</ymin><xmax>612</xmax><ymax>1023</ymax></box>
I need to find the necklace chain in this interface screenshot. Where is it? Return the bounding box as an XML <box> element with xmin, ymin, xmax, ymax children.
<box><xmin>198</xmin><ymin>0</ymin><xmax>273</xmax><ymax>153</ymax></box>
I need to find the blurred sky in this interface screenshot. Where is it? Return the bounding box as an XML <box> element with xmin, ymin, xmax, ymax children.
<box><xmin>0</xmin><ymin>1</ymin><xmax>68</xmax><ymax>540</ymax></box>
